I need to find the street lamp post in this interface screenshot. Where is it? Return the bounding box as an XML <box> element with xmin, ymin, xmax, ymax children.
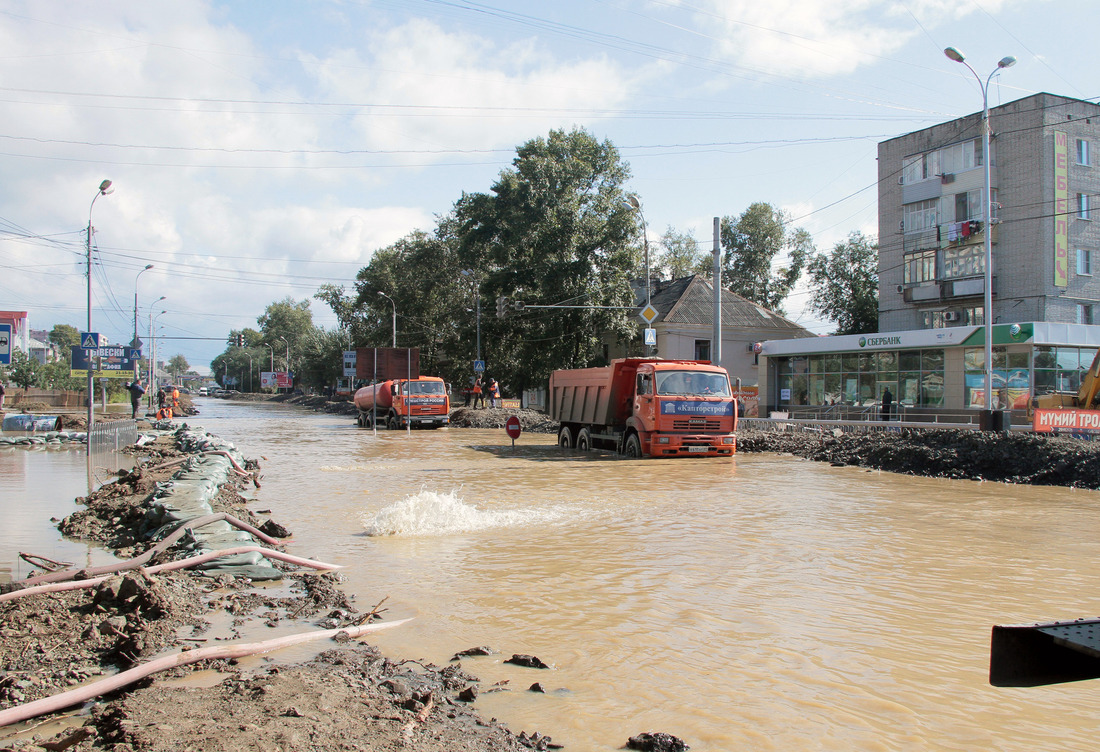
<box><xmin>246</xmin><ymin>353</ymin><xmax>253</xmax><ymax>393</ymax></box>
<box><xmin>626</xmin><ymin>195</ymin><xmax>652</xmax><ymax>354</ymax></box>
<box><xmin>144</xmin><ymin>296</ymin><xmax>165</xmax><ymax>408</ymax></box>
<box><xmin>278</xmin><ymin>336</ymin><xmax>290</xmax><ymax>391</ymax></box>
<box><xmin>133</xmin><ymin>264</ymin><xmax>153</xmax><ymax>346</ymax></box>
<box><xmin>944</xmin><ymin>46</ymin><xmax>1016</xmax><ymax>427</ymax></box>
<box><xmin>461</xmin><ymin>270</ymin><xmax>481</xmax><ymax>364</ymax></box>
<box><xmin>85</xmin><ymin>179</ymin><xmax>113</xmax><ymax>474</ymax></box>
<box><xmin>378</xmin><ymin>292</ymin><xmax>397</xmax><ymax>348</ymax></box>
<box><xmin>263</xmin><ymin>342</ymin><xmax>274</xmax><ymax>375</ymax></box>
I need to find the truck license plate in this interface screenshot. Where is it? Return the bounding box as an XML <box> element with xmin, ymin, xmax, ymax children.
<box><xmin>688</xmin><ymin>446</ymin><xmax>708</xmax><ymax>453</ymax></box>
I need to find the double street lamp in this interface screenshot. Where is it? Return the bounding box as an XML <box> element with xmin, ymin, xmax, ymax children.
<box><xmin>944</xmin><ymin>46</ymin><xmax>1016</xmax><ymax>422</ymax></box>
<box><xmin>85</xmin><ymin>179</ymin><xmax>112</xmax><ymax>464</ymax></box>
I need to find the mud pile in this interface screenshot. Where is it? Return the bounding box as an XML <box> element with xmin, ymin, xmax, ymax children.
<box><xmin>738</xmin><ymin>427</ymin><xmax>1100</xmax><ymax>488</ymax></box>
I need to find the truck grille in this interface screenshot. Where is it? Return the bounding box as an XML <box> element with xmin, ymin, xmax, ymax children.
<box><xmin>672</xmin><ymin>418</ymin><xmax>723</xmax><ymax>431</ymax></box>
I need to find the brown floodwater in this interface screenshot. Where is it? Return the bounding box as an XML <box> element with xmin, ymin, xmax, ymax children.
<box><xmin>4</xmin><ymin>398</ymin><xmax>1100</xmax><ymax>750</ymax></box>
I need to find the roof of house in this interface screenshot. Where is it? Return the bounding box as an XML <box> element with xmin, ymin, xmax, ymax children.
<box><xmin>637</xmin><ymin>274</ymin><xmax>815</xmax><ymax>335</ymax></box>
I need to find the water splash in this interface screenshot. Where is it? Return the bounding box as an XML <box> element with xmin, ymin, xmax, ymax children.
<box><xmin>362</xmin><ymin>488</ymin><xmax>561</xmax><ymax>537</ymax></box>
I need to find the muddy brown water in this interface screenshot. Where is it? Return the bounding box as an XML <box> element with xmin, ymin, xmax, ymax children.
<box><xmin>4</xmin><ymin>398</ymin><xmax>1100</xmax><ymax>750</ymax></box>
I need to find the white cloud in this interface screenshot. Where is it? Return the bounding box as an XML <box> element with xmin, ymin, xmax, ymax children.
<box><xmin>304</xmin><ymin>18</ymin><xmax>636</xmax><ymax>154</ymax></box>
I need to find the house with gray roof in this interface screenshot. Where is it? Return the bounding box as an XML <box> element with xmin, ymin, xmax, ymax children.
<box><xmin>604</xmin><ymin>274</ymin><xmax>814</xmax><ymax>387</ymax></box>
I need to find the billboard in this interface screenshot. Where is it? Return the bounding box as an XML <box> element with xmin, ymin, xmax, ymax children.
<box><xmin>260</xmin><ymin>371</ymin><xmax>293</xmax><ymax>389</ymax></box>
<box><xmin>70</xmin><ymin>345</ymin><xmax>140</xmax><ymax>379</ymax></box>
<box><xmin>355</xmin><ymin>347</ymin><xmax>419</xmax><ymax>382</ymax></box>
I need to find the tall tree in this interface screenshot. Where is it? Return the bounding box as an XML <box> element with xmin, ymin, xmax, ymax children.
<box><xmin>454</xmin><ymin>127</ymin><xmax>637</xmax><ymax>394</ymax></box>
<box><xmin>48</xmin><ymin>324</ymin><xmax>80</xmax><ymax>364</ymax></box>
<box><xmin>656</xmin><ymin>226</ymin><xmax>711</xmax><ymax>280</ymax></box>
<box><xmin>807</xmin><ymin>231</ymin><xmax>880</xmax><ymax>335</ymax></box>
<box><xmin>719</xmin><ymin>203</ymin><xmax>813</xmax><ymax>313</ymax></box>
<box><xmin>258</xmin><ymin>298</ymin><xmax>314</xmax><ymax>371</ymax></box>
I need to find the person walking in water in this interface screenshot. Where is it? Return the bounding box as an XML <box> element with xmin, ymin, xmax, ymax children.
<box><xmin>126</xmin><ymin>380</ymin><xmax>146</xmax><ymax>420</ymax></box>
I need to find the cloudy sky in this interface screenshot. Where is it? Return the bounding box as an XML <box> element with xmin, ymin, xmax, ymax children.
<box><xmin>0</xmin><ymin>0</ymin><xmax>1091</xmax><ymax>372</ymax></box>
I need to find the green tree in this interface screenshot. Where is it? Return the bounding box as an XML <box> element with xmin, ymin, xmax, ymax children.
<box><xmin>167</xmin><ymin>354</ymin><xmax>189</xmax><ymax>377</ymax></box>
<box><xmin>453</xmin><ymin>127</ymin><xmax>638</xmax><ymax>394</ymax></box>
<box><xmin>719</xmin><ymin>203</ymin><xmax>813</xmax><ymax>314</ymax></box>
<box><xmin>258</xmin><ymin>298</ymin><xmax>314</xmax><ymax>372</ymax></box>
<box><xmin>656</xmin><ymin>226</ymin><xmax>710</xmax><ymax>280</ymax></box>
<box><xmin>48</xmin><ymin>324</ymin><xmax>80</xmax><ymax>364</ymax></box>
<box><xmin>36</xmin><ymin>360</ymin><xmax>84</xmax><ymax>390</ymax></box>
<box><xmin>807</xmin><ymin>231</ymin><xmax>880</xmax><ymax>335</ymax></box>
<box><xmin>8</xmin><ymin>349</ymin><xmax>38</xmax><ymax>392</ymax></box>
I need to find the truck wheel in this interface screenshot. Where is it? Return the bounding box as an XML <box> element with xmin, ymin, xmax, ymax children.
<box><xmin>356</xmin><ymin>413</ymin><xmax>364</xmax><ymax>428</ymax></box>
<box><xmin>624</xmin><ymin>434</ymin><xmax>643</xmax><ymax>458</ymax></box>
<box><xmin>577</xmin><ymin>427</ymin><xmax>592</xmax><ymax>451</ymax></box>
<box><xmin>388</xmin><ymin>415</ymin><xmax>400</xmax><ymax>431</ymax></box>
<box><xmin>363</xmin><ymin>413</ymin><xmax>373</xmax><ymax>429</ymax></box>
<box><xmin>558</xmin><ymin>426</ymin><xmax>574</xmax><ymax>449</ymax></box>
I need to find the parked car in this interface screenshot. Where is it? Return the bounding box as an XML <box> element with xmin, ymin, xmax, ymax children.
<box><xmin>198</xmin><ymin>387</ymin><xmax>209</xmax><ymax>396</ymax></box>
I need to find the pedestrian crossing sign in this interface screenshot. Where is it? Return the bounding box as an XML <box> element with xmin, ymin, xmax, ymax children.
<box><xmin>80</xmin><ymin>332</ymin><xmax>100</xmax><ymax>349</ymax></box>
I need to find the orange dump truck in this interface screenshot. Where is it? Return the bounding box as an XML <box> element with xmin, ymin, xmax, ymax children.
<box><xmin>550</xmin><ymin>358</ymin><xmax>736</xmax><ymax>458</ymax></box>
<box><xmin>354</xmin><ymin>376</ymin><xmax>449</xmax><ymax>429</ymax></box>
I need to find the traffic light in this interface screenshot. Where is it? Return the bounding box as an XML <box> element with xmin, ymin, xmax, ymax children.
<box><xmin>237</xmin><ymin>334</ymin><xmax>245</xmax><ymax>347</ymax></box>
<box><xmin>513</xmin><ymin>300</ymin><xmax>525</xmax><ymax>312</ymax></box>
<box><xmin>496</xmin><ymin>296</ymin><xmax>508</xmax><ymax>318</ymax></box>
<box><xmin>227</xmin><ymin>334</ymin><xmax>235</xmax><ymax>347</ymax></box>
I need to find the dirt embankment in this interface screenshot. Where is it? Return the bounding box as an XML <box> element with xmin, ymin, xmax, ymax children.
<box><xmin>738</xmin><ymin>427</ymin><xmax>1100</xmax><ymax>488</ymax></box>
<box><xmin>0</xmin><ymin>433</ymin><xmax>555</xmax><ymax>752</ymax></box>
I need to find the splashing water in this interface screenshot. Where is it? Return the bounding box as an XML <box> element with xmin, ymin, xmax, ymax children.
<box><xmin>362</xmin><ymin>488</ymin><xmax>561</xmax><ymax>537</ymax></box>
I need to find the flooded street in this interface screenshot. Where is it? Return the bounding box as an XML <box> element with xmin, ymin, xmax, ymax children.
<box><xmin>5</xmin><ymin>398</ymin><xmax>1100</xmax><ymax>749</ymax></box>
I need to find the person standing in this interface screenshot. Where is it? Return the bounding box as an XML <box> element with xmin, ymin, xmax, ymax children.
<box><xmin>881</xmin><ymin>387</ymin><xmax>893</xmax><ymax>421</ymax></box>
<box><xmin>126</xmin><ymin>380</ymin><xmax>146</xmax><ymax>420</ymax></box>
<box><xmin>171</xmin><ymin>386</ymin><xmax>180</xmax><ymax>414</ymax></box>
<box><xmin>489</xmin><ymin>378</ymin><xmax>500</xmax><ymax>408</ymax></box>
<box><xmin>472</xmin><ymin>376</ymin><xmax>484</xmax><ymax>409</ymax></box>
<box><xmin>0</xmin><ymin>380</ymin><xmax>5</xmax><ymax>412</ymax></box>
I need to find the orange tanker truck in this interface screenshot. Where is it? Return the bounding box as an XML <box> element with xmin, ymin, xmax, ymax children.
<box><xmin>354</xmin><ymin>376</ymin><xmax>450</xmax><ymax>430</ymax></box>
<box><xmin>550</xmin><ymin>358</ymin><xmax>736</xmax><ymax>458</ymax></box>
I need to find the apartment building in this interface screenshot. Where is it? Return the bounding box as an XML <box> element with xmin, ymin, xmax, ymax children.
<box><xmin>755</xmin><ymin>94</ymin><xmax>1100</xmax><ymax>418</ymax></box>
<box><xmin>878</xmin><ymin>92</ymin><xmax>1100</xmax><ymax>330</ymax></box>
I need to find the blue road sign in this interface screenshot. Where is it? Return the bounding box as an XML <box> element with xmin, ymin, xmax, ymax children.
<box><xmin>80</xmin><ymin>332</ymin><xmax>101</xmax><ymax>349</ymax></box>
<box><xmin>473</xmin><ymin>359</ymin><xmax>485</xmax><ymax>373</ymax></box>
<box><xmin>0</xmin><ymin>323</ymin><xmax>11</xmax><ymax>365</ymax></box>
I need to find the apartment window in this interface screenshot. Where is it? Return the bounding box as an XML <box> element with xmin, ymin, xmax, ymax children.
<box><xmin>1078</xmin><ymin>193</ymin><xmax>1091</xmax><ymax>219</ymax></box>
<box><xmin>943</xmin><ymin>244</ymin><xmax>985</xmax><ymax>279</ymax></box>
<box><xmin>903</xmin><ymin>249</ymin><xmax>937</xmax><ymax>284</ymax></box>
<box><xmin>1078</xmin><ymin>249</ymin><xmax>1092</xmax><ymax>276</ymax></box>
<box><xmin>901</xmin><ymin>151</ymin><xmax>940</xmax><ymax>184</ymax></box>
<box><xmin>1078</xmin><ymin>139</ymin><xmax>1091</xmax><ymax>166</ymax></box>
<box><xmin>903</xmin><ymin>199</ymin><xmax>938</xmax><ymax>233</ymax></box>
<box><xmin>1077</xmin><ymin>304</ymin><xmax>1094</xmax><ymax>325</ymax></box>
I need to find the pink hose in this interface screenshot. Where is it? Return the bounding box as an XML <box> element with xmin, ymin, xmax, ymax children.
<box><xmin>0</xmin><ymin>618</ymin><xmax>411</xmax><ymax>728</ymax></box>
<box><xmin>13</xmin><ymin>513</ymin><xmax>283</xmax><ymax>589</ymax></box>
<box><xmin>0</xmin><ymin>547</ymin><xmax>342</xmax><ymax>604</ymax></box>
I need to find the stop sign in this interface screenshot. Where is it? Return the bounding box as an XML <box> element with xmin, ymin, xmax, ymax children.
<box><xmin>505</xmin><ymin>415</ymin><xmax>522</xmax><ymax>439</ymax></box>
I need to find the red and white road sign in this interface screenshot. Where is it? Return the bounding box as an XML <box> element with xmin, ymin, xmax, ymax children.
<box><xmin>505</xmin><ymin>415</ymin><xmax>522</xmax><ymax>440</ymax></box>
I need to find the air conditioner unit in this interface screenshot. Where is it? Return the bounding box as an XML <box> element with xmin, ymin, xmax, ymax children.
<box><xmin>944</xmin><ymin>311</ymin><xmax>962</xmax><ymax>322</ymax></box>
<box><xmin>896</xmin><ymin>284</ymin><xmax>904</xmax><ymax>294</ymax></box>
<box><xmin>941</xmin><ymin>173</ymin><xmax>956</xmax><ymax>184</ymax></box>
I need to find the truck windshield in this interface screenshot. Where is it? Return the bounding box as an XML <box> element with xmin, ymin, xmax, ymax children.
<box><xmin>656</xmin><ymin>371</ymin><xmax>731</xmax><ymax>396</ymax></box>
<box><xmin>402</xmin><ymin>381</ymin><xmax>446</xmax><ymax>395</ymax></box>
